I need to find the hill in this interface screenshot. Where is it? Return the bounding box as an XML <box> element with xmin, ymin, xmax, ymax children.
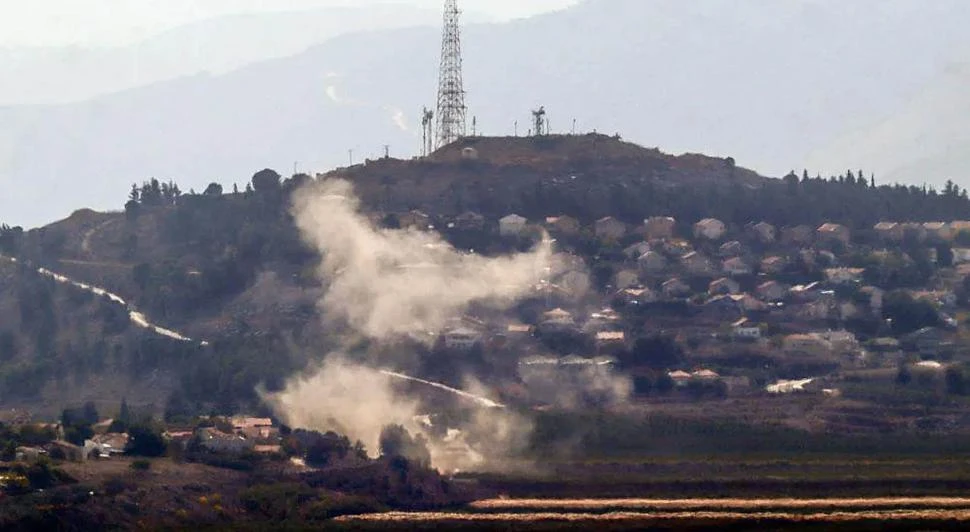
<box><xmin>2</xmin><ymin>0</ymin><xmax>970</xmax><ymax>227</ymax></box>
<box><xmin>3</xmin><ymin>135</ymin><xmax>970</xmax><ymax>425</ymax></box>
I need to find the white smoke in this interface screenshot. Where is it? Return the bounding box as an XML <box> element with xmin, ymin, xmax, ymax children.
<box><xmin>290</xmin><ymin>179</ymin><xmax>552</xmax><ymax>341</ymax></box>
<box><xmin>265</xmin><ymin>178</ymin><xmax>554</xmax><ymax>469</ymax></box>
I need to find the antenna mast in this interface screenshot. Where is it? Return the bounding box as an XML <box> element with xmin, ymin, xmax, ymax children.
<box><xmin>435</xmin><ymin>0</ymin><xmax>466</xmax><ymax>148</ymax></box>
<box><xmin>532</xmin><ymin>106</ymin><xmax>547</xmax><ymax>136</ymax></box>
<box><xmin>421</xmin><ymin>107</ymin><xmax>434</xmax><ymax>156</ymax></box>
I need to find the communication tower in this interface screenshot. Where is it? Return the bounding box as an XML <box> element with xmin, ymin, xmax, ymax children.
<box><xmin>435</xmin><ymin>0</ymin><xmax>467</xmax><ymax>148</ymax></box>
<box><xmin>532</xmin><ymin>107</ymin><xmax>547</xmax><ymax>136</ymax></box>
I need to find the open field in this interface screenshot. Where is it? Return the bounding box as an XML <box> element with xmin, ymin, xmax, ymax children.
<box><xmin>336</xmin><ymin>506</ymin><xmax>970</xmax><ymax>531</ymax></box>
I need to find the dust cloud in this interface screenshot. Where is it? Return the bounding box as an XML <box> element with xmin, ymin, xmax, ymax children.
<box><xmin>264</xmin><ymin>178</ymin><xmax>553</xmax><ymax>468</ymax></box>
<box><xmin>290</xmin><ymin>179</ymin><xmax>552</xmax><ymax>340</ymax></box>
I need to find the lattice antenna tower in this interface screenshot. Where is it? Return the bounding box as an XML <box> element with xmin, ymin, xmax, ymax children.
<box><xmin>532</xmin><ymin>106</ymin><xmax>547</xmax><ymax>136</ymax></box>
<box><xmin>435</xmin><ymin>0</ymin><xmax>467</xmax><ymax>148</ymax></box>
<box><xmin>421</xmin><ymin>107</ymin><xmax>435</xmax><ymax>157</ymax></box>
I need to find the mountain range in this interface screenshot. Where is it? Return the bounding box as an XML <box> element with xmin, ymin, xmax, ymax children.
<box><xmin>1</xmin><ymin>0</ymin><xmax>970</xmax><ymax>228</ymax></box>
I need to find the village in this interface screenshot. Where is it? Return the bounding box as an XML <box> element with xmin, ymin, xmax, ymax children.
<box><xmin>387</xmin><ymin>210</ymin><xmax>970</xmax><ymax>407</ymax></box>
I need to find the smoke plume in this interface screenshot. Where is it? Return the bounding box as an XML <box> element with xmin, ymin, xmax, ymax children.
<box><xmin>265</xmin><ymin>179</ymin><xmax>553</xmax><ymax>467</ymax></box>
<box><xmin>290</xmin><ymin>179</ymin><xmax>552</xmax><ymax>340</ymax></box>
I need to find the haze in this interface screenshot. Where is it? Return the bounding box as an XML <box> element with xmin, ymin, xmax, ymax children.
<box><xmin>0</xmin><ymin>0</ymin><xmax>969</xmax><ymax>228</ymax></box>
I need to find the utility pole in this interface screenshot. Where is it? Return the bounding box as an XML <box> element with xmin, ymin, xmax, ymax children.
<box><xmin>435</xmin><ymin>0</ymin><xmax>467</xmax><ymax>148</ymax></box>
<box><xmin>348</xmin><ymin>149</ymin><xmax>354</xmax><ymax>166</ymax></box>
<box><xmin>384</xmin><ymin>145</ymin><xmax>390</xmax><ymax>159</ymax></box>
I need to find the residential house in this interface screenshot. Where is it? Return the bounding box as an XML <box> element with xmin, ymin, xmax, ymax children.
<box><xmin>583</xmin><ymin>310</ymin><xmax>621</xmax><ymax>334</ymax></box>
<box><xmin>595</xmin><ymin>331</ymin><xmax>627</xmax><ymax>351</ymax></box>
<box><xmin>874</xmin><ymin>222</ymin><xmax>903</xmax><ymax>241</ymax></box>
<box><xmin>537</xmin><ymin>308</ymin><xmax>577</xmax><ymax>335</ymax></box>
<box><xmin>15</xmin><ymin>446</ymin><xmax>46</xmax><ymax>462</ymax></box>
<box><xmin>616</xmin><ymin>287</ymin><xmax>658</xmax><ymax>306</ymax></box>
<box><xmin>719</xmin><ymin>240</ymin><xmax>743</xmax><ymax>258</ymax></box>
<box><xmin>197</xmin><ymin>428</ymin><xmax>254</xmax><ymax>454</ymax></box>
<box><xmin>732</xmin><ymin>318</ymin><xmax>762</xmax><ymax>341</ymax></box>
<box><xmin>544</xmin><ymin>215</ymin><xmax>580</xmax><ymax>235</ymax></box>
<box><xmin>783</xmin><ymin>334</ymin><xmax>833</xmax><ymax>356</ymax></box>
<box><xmin>923</xmin><ymin>222</ymin><xmax>954</xmax><ymax>242</ymax></box>
<box><xmin>232</xmin><ymin>417</ymin><xmax>275</xmax><ymax>440</ymax></box>
<box><xmin>86</xmin><ymin>433</ymin><xmax>130</xmax><ymax>458</ymax></box>
<box><xmin>668</xmin><ymin>370</ymin><xmax>692</xmax><ymax>387</ymax></box>
<box><xmin>644</xmin><ymin>216</ymin><xmax>676</xmax><ymax>240</ymax></box>
<box><xmin>443</xmin><ymin>327</ymin><xmax>483</xmax><ymax>350</ymax></box>
<box><xmin>614</xmin><ymin>269</ymin><xmax>640</xmax><ymax>290</ymax></box>
<box><xmin>790</xmin><ymin>281</ymin><xmax>822</xmax><ymax>302</ymax></box>
<box><xmin>723</xmin><ymin>257</ymin><xmax>752</xmax><ymax>276</ymax></box>
<box><xmin>499</xmin><ymin>214</ymin><xmax>528</xmax><ymax>236</ymax></box>
<box><xmin>661</xmin><ymin>278</ymin><xmax>691</xmax><ymax>299</ymax></box>
<box><xmin>748</xmin><ymin>221</ymin><xmax>777</xmax><ymax>244</ymax></box>
<box><xmin>817</xmin><ymin>223</ymin><xmax>851</xmax><ymax>245</ymax></box>
<box><xmin>681</xmin><ymin>251</ymin><xmax>713</xmax><ymax>276</ymax></box>
<box><xmin>824</xmin><ymin>267</ymin><xmax>865</xmax><ymax>284</ymax></box>
<box><xmin>693</xmin><ymin>218</ymin><xmax>727</xmax><ymax>241</ymax></box>
<box><xmin>900</xmin><ymin>222</ymin><xmax>927</xmax><ymax>243</ymax></box>
<box><xmin>637</xmin><ymin>251</ymin><xmax>667</xmax><ymax>275</ymax></box>
<box><xmin>253</xmin><ymin>445</ymin><xmax>283</xmax><ymax>455</ymax></box>
<box><xmin>911</xmin><ymin>290</ymin><xmax>958</xmax><ymax>309</ymax></box>
<box><xmin>595</xmin><ymin>216</ymin><xmax>627</xmax><ymax>241</ymax></box>
<box><xmin>662</xmin><ymin>239</ymin><xmax>694</xmax><ymax>257</ymax></box>
<box><xmin>797</xmin><ymin>299</ymin><xmax>834</xmax><ymax>321</ymax></box>
<box><xmin>709</xmin><ymin>277</ymin><xmax>741</xmax><ymax>296</ymax></box>
<box><xmin>819</xmin><ymin>330</ymin><xmax>859</xmax><ymax>354</ymax></box>
<box><xmin>756</xmin><ymin>281</ymin><xmax>788</xmax><ymax>302</ymax></box>
<box><xmin>781</xmin><ymin>225</ymin><xmax>815</xmax><ymax>245</ymax></box>
<box><xmin>455</xmin><ymin>211</ymin><xmax>486</xmax><ymax>231</ymax></box>
<box><xmin>760</xmin><ymin>256</ymin><xmax>786</xmax><ymax>275</ymax></box>
<box><xmin>623</xmin><ymin>241</ymin><xmax>652</xmax><ymax>260</ymax></box>
<box><xmin>692</xmin><ymin>369</ymin><xmax>721</xmax><ymax>381</ymax></box>
<box><xmin>953</xmin><ymin>248</ymin><xmax>970</xmax><ymax>265</ymax></box>
<box><xmin>731</xmin><ymin>294</ymin><xmax>768</xmax><ymax>314</ymax></box>
<box><xmin>398</xmin><ymin>210</ymin><xmax>431</xmax><ymax>230</ymax></box>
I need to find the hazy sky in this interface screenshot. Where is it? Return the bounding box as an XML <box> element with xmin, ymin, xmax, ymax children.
<box><xmin>0</xmin><ymin>0</ymin><xmax>579</xmax><ymax>47</ymax></box>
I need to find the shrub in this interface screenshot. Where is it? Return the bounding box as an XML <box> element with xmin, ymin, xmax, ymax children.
<box><xmin>305</xmin><ymin>494</ymin><xmax>386</xmax><ymax>520</ymax></box>
<box><xmin>130</xmin><ymin>459</ymin><xmax>151</xmax><ymax>471</ymax></box>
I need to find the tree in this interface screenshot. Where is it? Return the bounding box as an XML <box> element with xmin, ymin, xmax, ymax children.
<box><xmin>0</xmin><ymin>224</ymin><xmax>24</xmax><ymax>254</ymax></box>
<box><xmin>204</xmin><ymin>182</ymin><xmax>224</xmax><ymax>196</ymax></box>
<box><xmin>378</xmin><ymin>424</ymin><xmax>430</xmax><ymax>467</ymax></box>
<box><xmin>896</xmin><ymin>363</ymin><xmax>912</xmax><ymax>386</ymax></box>
<box><xmin>883</xmin><ymin>291</ymin><xmax>939</xmax><ymax>335</ymax></box>
<box><xmin>622</xmin><ymin>335</ymin><xmax>685</xmax><ymax>370</ymax></box>
<box><xmin>252</xmin><ymin>169</ymin><xmax>282</xmax><ymax>194</ymax></box>
<box><xmin>946</xmin><ymin>365</ymin><xmax>968</xmax><ymax>395</ymax></box>
<box><xmin>305</xmin><ymin>431</ymin><xmax>352</xmax><ymax>467</ymax></box>
<box><xmin>126</xmin><ymin>424</ymin><xmax>167</xmax><ymax>457</ymax></box>
<box><xmin>118</xmin><ymin>398</ymin><xmax>132</xmax><ymax>424</ymax></box>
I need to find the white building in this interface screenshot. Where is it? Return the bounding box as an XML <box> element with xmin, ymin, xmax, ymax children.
<box><xmin>443</xmin><ymin>327</ymin><xmax>483</xmax><ymax>350</ymax></box>
<box><xmin>499</xmin><ymin>214</ymin><xmax>528</xmax><ymax>237</ymax></box>
<box><xmin>693</xmin><ymin>218</ymin><xmax>727</xmax><ymax>241</ymax></box>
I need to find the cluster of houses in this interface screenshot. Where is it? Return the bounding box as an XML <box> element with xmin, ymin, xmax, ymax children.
<box><xmin>412</xmin><ymin>211</ymin><xmax>970</xmax><ymax>401</ymax></box>
<box><xmin>10</xmin><ymin>416</ymin><xmax>283</xmax><ymax>463</ymax></box>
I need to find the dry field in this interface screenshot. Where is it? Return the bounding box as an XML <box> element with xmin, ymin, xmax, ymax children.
<box><xmin>470</xmin><ymin>496</ymin><xmax>970</xmax><ymax>512</ymax></box>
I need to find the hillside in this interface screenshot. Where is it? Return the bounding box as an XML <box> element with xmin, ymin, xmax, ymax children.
<box><xmin>3</xmin><ymin>136</ymin><xmax>970</xmax><ymax>433</ymax></box>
